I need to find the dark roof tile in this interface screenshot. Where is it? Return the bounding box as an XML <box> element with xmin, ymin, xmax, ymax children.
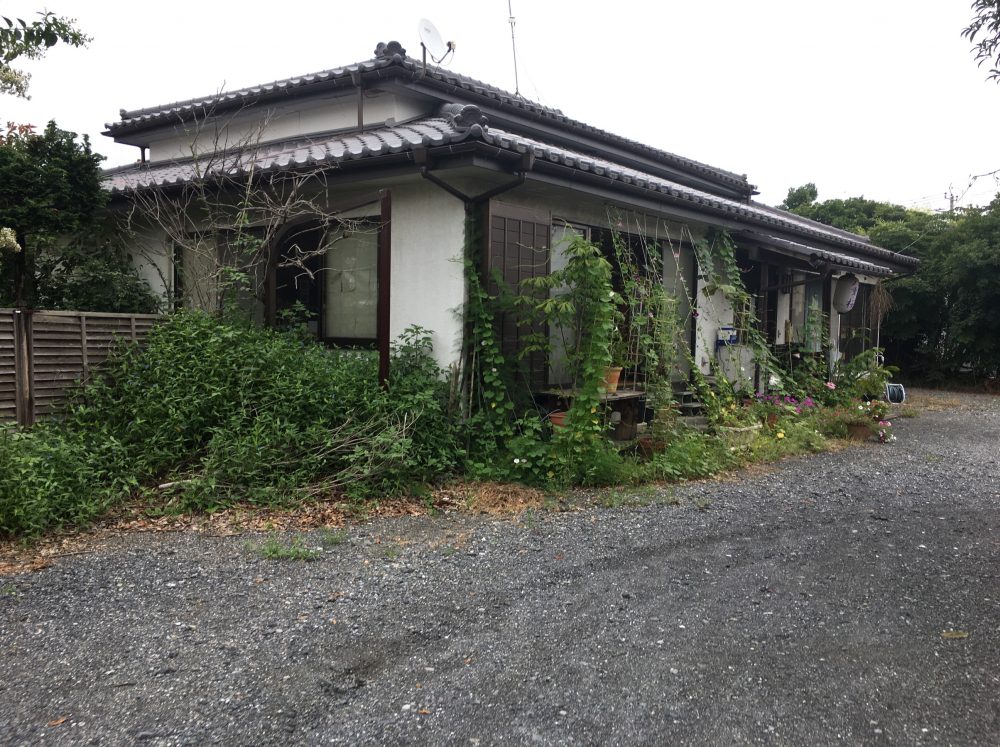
<box><xmin>104</xmin><ymin>47</ymin><xmax>751</xmax><ymax>195</ymax></box>
<box><xmin>103</xmin><ymin>114</ymin><xmax>916</xmax><ymax>270</ymax></box>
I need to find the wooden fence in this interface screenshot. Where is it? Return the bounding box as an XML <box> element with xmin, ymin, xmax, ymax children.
<box><xmin>0</xmin><ymin>309</ymin><xmax>160</xmax><ymax>426</ymax></box>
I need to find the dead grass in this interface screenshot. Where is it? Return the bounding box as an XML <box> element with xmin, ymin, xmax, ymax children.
<box><xmin>433</xmin><ymin>481</ymin><xmax>548</xmax><ymax>516</ymax></box>
<box><xmin>0</xmin><ymin>481</ymin><xmax>551</xmax><ymax>577</ymax></box>
<box><xmin>904</xmin><ymin>388</ymin><xmax>976</xmax><ymax>412</ymax></box>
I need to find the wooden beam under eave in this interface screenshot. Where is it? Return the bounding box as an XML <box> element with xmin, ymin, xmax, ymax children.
<box><xmin>377</xmin><ymin>189</ymin><xmax>392</xmax><ymax>387</ymax></box>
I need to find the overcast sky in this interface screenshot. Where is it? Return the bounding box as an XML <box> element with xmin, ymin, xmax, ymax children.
<box><xmin>5</xmin><ymin>0</ymin><xmax>999</xmax><ymax>211</ymax></box>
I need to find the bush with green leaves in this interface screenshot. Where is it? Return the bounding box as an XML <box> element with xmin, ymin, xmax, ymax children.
<box><xmin>0</xmin><ymin>422</ymin><xmax>131</xmax><ymax>536</ymax></box>
<box><xmin>0</xmin><ymin>313</ymin><xmax>463</xmax><ymax>535</ymax></box>
<box><xmin>642</xmin><ymin>430</ymin><xmax>739</xmax><ymax>481</ymax></box>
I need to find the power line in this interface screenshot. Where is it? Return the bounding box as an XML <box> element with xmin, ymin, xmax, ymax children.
<box><xmin>954</xmin><ymin>167</ymin><xmax>1000</xmax><ymax>208</ymax></box>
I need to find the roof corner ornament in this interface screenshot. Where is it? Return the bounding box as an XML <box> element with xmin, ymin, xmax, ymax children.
<box><xmin>374</xmin><ymin>41</ymin><xmax>407</xmax><ymax>61</ymax></box>
<box><xmin>439</xmin><ymin>103</ymin><xmax>489</xmax><ymax>133</ymax></box>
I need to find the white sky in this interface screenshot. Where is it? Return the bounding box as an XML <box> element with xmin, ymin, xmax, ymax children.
<box><xmin>4</xmin><ymin>0</ymin><xmax>1000</xmax><ymax>211</ymax></box>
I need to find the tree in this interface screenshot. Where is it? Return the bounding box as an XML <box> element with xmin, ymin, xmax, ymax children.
<box><xmin>782</xmin><ymin>183</ymin><xmax>1000</xmax><ymax>381</ymax></box>
<box><xmin>0</xmin><ymin>120</ymin><xmax>156</xmax><ymax>312</ymax></box>
<box><xmin>963</xmin><ymin>0</ymin><xmax>1000</xmax><ymax>82</ymax></box>
<box><xmin>779</xmin><ymin>184</ymin><xmax>909</xmax><ymax>235</ymax></box>
<box><xmin>779</xmin><ymin>183</ymin><xmax>818</xmax><ymax>212</ymax></box>
<box><xmin>0</xmin><ymin>11</ymin><xmax>89</xmax><ymax>98</ymax></box>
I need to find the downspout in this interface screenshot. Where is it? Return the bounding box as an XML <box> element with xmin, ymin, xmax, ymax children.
<box><xmin>417</xmin><ymin>151</ymin><xmax>534</xmax><ymax>407</ymax></box>
<box><xmin>377</xmin><ymin>189</ymin><xmax>391</xmax><ymax>387</ymax></box>
<box><xmin>351</xmin><ymin>70</ymin><xmax>364</xmax><ymax>130</ymax></box>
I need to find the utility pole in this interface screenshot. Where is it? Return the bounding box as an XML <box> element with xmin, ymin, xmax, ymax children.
<box><xmin>944</xmin><ymin>186</ymin><xmax>956</xmax><ymax>212</ymax></box>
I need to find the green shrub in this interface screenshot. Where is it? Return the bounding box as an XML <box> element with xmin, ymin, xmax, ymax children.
<box><xmin>0</xmin><ymin>423</ymin><xmax>132</xmax><ymax>535</ymax></box>
<box><xmin>1</xmin><ymin>313</ymin><xmax>464</xmax><ymax>536</ymax></box>
<box><xmin>750</xmin><ymin>417</ymin><xmax>827</xmax><ymax>461</ymax></box>
<box><xmin>644</xmin><ymin>430</ymin><xmax>738</xmax><ymax>481</ymax></box>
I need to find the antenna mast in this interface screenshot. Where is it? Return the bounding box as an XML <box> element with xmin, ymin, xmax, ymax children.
<box><xmin>507</xmin><ymin>0</ymin><xmax>521</xmax><ymax>97</ymax></box>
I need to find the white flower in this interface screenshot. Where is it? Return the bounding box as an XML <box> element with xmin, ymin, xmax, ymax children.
<box><xmin>0</xmin><ymin>227</ymin><xmax>21</xmax><ymax>254</ymax></box>
<box><xmin>513</xmin><ymin>458</ymin><xmax>521</xmax><ymax>464</ymax></box>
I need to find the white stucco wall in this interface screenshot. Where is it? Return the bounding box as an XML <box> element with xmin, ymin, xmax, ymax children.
<box><xmin>126</xmin><ymin>225</ymin><xmax>171</xmax><ymax>304</ymax></box>
<box><xmin>694</xmin><ymin>258</ymin><xmax>736</xmax><ymax>376</ymax></box>
<box><xmin>388</xmin><ymin>182</ymin><xmax>467</xmax><ymax>370</ymax></box>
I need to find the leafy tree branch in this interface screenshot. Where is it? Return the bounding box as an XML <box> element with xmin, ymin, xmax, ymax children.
<box><xmin>0</xmin><ymin>11</ymin><xmax>89</xmax><ymax>98</ymax></box>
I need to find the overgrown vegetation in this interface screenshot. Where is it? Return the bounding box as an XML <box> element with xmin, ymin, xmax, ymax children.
<box><xmin>0</xmin><ymin>313</ymin><xmax>461</xmax><ymax>536</ymax></box>
<box><xmin>1</xmin><ymin>223</ymin><xmax>904</xmax><ymax>538</ymax></box>
<box><xmin>1</xmin><ymin>11</ymin><xmax>89</xmax><ymax>98</ymax></box>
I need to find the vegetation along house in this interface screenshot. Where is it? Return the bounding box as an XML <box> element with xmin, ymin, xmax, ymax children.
<box><xmin>102</xmin><ymin>40</ymin><xmax>917</xmax><ymax>400</ymax></box>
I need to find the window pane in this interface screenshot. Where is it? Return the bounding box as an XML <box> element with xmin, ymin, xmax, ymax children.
<box><xmin>324</xmin><ymin>229</ymin><xmax>377</xmax><ymax>340</ymax></box>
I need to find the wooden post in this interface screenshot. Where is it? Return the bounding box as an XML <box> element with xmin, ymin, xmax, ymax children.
<box><xmin>13</xmin><ymin>309</ymin><xmax>33</xmax><ymax>426</ymax></box>
<box><xmin>377</xmin><ymin>189</ymin><xmax>392</xmax><ymax>388</ymax></box>
<box><xmin>79</xmin><ymin>315</ymin><xmax>89</xmax><ymax>379</ymax></box>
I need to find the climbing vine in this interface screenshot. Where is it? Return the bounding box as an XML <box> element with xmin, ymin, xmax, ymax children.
<box><xmin>691</xmin><ymin>230</ymin><xmax>782</xmax><ymax>405</ymax></box>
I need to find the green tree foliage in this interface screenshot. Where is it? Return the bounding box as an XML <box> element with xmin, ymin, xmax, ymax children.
<box><xmin>0</xmin><ymin>121</ymin><xmax>157</xmax><ymax>311</ymax></box>
<box><xmin>782</xmin><ymin>184</ymin><xmax>1000</xmax><ymax>380</ymax></box>
<box><xmin>963</xmin><ymin>0</ymin><xmax>1000</xmax><ymax>82</ymax></box>
<box><xmin>0</xmin><ymin>11</ymin><xmax>89</xmax><ymax>98</ymax></box>
<box><xmin>778</xmin><ymin>184</ymin><xmax>909</xmax><ymax>234</ymax></box>
<box><xmin>780</xmin><ymin>183</ymin><xmax>818</xmax><ymax>211</ymax></box>
<box><xmin>936</xmin><ymin>201</ymin><xmax>1000</xmax><ymax>375</ymax></box>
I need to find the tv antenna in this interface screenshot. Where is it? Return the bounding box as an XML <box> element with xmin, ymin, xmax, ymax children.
<box><xmin>418</xmin><ymin>18</ymin><xmax>455</xmax><ymax>73</ymax></box>
<box><xmin>507</xmin><ymin>0</ymin><xmax>520</xmax><ymax>97</ymax></box>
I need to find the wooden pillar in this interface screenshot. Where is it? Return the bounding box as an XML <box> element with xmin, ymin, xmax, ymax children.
<box><xmin>79</xmin><ymin>315</ymin><xmax>89</xmax><ymax>379</ymax></box>
<box><xmin>377</xmin><ymin>189</ymin><xmax>392</xmax><ymax>387</ymax></box>
<box><xmin>13</xmin><ymin>309</ymin><xmax>33</xmax><ymax>427</ymax></box>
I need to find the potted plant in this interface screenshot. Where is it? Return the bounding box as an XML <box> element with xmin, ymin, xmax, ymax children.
<box><xmin>604</xmin><ymin>321</ymin><xmax>630</xmax><ymax>392</ymax></box>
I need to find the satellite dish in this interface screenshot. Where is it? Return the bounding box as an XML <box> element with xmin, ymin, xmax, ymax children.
<box><xmin>418</xmin><ymin>18</ymin><xmax>454</xmax><ymax>67</ymax></box>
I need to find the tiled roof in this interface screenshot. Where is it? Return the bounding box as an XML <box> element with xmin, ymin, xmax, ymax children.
<box><xmin>475</xmin><ymin>126</ymin><xmax>919</xmax><ymax>270</ymax></box>
<box><xmin>741</xmin><ymin>233</ymin><xmax>893</xmax><ymax>277</ymax></box>
<box><xmin>104</xmin><ymin>41</ymin><xmax>752</xmax><ymax>196</ymax></box>
<box><xmin>104</xmin><ymin>106</ymin><xmax>916</xmax><ymax>271</ymax></box>
<box><xmin>103</xmin><ymin>118</ymin><xmax>481</xmax><ymax>192</ymax></box>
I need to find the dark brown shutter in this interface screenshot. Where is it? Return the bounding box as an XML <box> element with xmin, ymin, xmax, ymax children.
<box><xmin>485</xmin><ymin>201</ymin><xmax>551</xmax><ymax>390</ymax></box>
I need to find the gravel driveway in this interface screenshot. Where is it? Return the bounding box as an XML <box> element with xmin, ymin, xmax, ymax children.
<box><xmin>2</xmin><ymin>391</ymin><xmax>998</xmax><ymax>746</ymax></box>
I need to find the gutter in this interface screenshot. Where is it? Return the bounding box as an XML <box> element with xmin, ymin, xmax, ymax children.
<box><xmin>416</xmin><ymin>148</ymin><xmax>535</xmax><ymax>207</ymax></box>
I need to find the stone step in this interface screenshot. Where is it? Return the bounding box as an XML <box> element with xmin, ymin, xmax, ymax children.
<box><xmin>678</xmin><ymin>415</ymin><xmax>710</xmax><ymax>431</ymax></box>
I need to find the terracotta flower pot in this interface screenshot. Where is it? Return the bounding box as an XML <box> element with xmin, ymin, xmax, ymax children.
<box><xmin>548</xmin><ymin>411</ymin><xmax>568</xmax><ymax>429</ymax></box>
<box><xmin>603</xmin><ymin>366</ymin><xmax>623</xmax><ymax>393</ymax></box>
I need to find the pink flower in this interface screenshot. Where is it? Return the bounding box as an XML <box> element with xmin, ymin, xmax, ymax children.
<box><xmin>825</xmin><ymin>381</ymin><xmax>836</xmax><ymax>390</ymax></box>
<box><xmin>879</xmin><ymin>420</ymin><xmax>891</xmax><ymax>427</ymax></box>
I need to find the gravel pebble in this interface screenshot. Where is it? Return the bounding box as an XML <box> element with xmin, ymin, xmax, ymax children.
<box><xmin>1</xmin><ymin>391</ymin><xmax>998</xmax><ymax>745</ymax></box>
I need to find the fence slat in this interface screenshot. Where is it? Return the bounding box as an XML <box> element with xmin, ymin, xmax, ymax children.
<box><xmin>0</xmin><ymin>308</ymin><xmax>160</xmax><ymax>425</ymax></box>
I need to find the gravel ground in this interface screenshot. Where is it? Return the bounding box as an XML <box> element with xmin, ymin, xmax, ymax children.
<box><xmin>1</xmin><ymin>391</ymin><xmax>999</xmax><ymax>746</ymax></box>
